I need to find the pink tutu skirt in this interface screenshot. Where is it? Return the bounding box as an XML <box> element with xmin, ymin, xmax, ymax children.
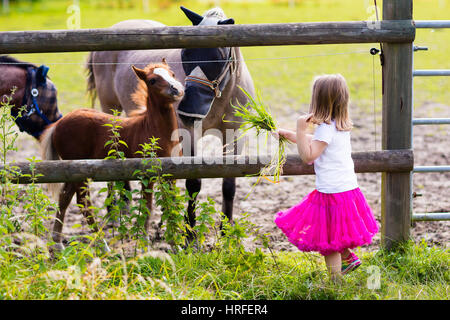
<box><xmin>274</xmin><ymin>188</ymin><xmax>379</xmax><ymax>256</ymax></box>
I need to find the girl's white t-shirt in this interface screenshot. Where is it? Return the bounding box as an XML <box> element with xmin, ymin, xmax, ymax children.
<box><xmin>312</xmin><ymin>121</ymin><xmax>358</xmax><ymax>194</ymax></box>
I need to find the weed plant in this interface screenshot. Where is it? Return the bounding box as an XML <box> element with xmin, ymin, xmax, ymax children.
<box><xmin>228</xmin><ymin>87</ymin><xmax>289</xmax><ymax>183</ymax></box>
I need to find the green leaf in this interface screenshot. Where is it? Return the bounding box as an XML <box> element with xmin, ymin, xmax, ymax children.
<box><xmin>104</xmin><ymin>140</ymin><xmax>114</xmax><ymax>147</ymax></box>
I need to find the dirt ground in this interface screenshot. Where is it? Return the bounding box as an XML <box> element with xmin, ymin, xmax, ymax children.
<box><xmin>9</xmin><ymin>102</ymin><xmax>449</xmax><ymax>253</ymax></box>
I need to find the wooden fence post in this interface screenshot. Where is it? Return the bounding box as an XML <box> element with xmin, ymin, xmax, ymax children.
<box><xmin>381</xmin><ymin>0</ymin><xmax>414</xmax><ymax>250</ymax></box>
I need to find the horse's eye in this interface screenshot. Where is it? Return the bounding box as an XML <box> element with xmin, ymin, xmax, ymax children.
<box><xmin>149</xmin><ymin>78</ymin><xmax>156</xmax><ymax>85</ymax></box>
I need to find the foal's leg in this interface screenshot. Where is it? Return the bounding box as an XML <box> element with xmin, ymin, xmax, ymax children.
<box><xmin>105</xmin><ymin>182</ymin><xmax>116</xmax><ymax>226</ymax></box>
<box><xmin>52</xmin><ymin>182</ymin><xmax>78</xmax><ymax>250</ymax></box>
<box><xmin>122</xmin><ymin>180</ymin><xmax>131</xmax><ymax>213</ymax></box>
<box><xmin>76</xmin><ymin>182</ymin><xmax>97</xmax><ymax>232</ymax></box>
<box><xmin>142</xmin><ymin>182</ymin><xmax>153</xmax><ymax>245</ymax></box>
<box><xmin>76</xmin><ymin>182</ymin><xmax>110</xmax><ymax>252</ymax></box>
<box><xmin>105</xmin><ymin>181</ymin><xmax>131</xmax><ymax>228</ymax></box>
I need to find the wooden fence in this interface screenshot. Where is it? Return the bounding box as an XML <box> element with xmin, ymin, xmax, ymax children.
<box><xmin>0</xmin><ymin>20</ymin><xmax>415</xmax><ymax>53</ymax></box>
<box><xmin>0</xmin><ymin>150</ymin><xmax>413</xmax><ymax>184</ymax></box>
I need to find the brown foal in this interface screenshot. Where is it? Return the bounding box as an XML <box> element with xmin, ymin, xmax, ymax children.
<box><xmin>40</xmin><ymin>62</ymin><xmax>184</xmax><ymax>249</ymax></box>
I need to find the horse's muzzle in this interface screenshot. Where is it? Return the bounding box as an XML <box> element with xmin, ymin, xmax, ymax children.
<box><xmin>176</xmin><ymin>84</ymin><xmax>215</xmax><ymax>127</ymax></box>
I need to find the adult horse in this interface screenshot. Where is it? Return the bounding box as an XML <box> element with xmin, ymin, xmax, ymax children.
<box><xmin>86</xmin><ymin>6</ymin><xmax>255</xmax><ymax>234</ymax></box>
<box><xmin>0</xmin><ymin>55</ymin><xmax>62</xmax><ymax>139</ymax></box>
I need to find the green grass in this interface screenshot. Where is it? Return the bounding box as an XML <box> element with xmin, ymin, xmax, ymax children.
<box><xmin>0</xmin><ymin>238</ymin><xmax>448</xmax><ymax>300</ymax></box>
<box><xmin>1</xmin><ymin>0</ymin><xmax>449</xmax><ymax>116</ymax></box>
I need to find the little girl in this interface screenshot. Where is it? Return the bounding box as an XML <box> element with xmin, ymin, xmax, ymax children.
<box><xmin>273</xmin><ymin>74</ymin><xmax>379</xmax><ymax>280</ymax></box>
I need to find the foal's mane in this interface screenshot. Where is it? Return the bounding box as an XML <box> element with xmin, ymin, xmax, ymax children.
<box><xmin>0</xmin><ymin>55</ymin><xmax>38</xmax><ymax>70</ymax></box>
<box><xmin>130</xmin><ymin>62</ymin><xmax>171</xmax><ymax>116</ymax></box>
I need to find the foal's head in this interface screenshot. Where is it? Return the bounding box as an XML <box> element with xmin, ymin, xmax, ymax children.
<box><xmin>132</xmin><ymin>62</ymin><xmax>184</xmax><ymax>108</ymax></box>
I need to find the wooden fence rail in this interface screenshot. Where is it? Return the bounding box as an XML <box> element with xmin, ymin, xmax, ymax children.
<box><xmin>0</xmin><ymin>150</ymin><xmax>413</xmax><ymax>184</ymax></box>
<box><xmin>0</xmin><ymin>20</ymin><xmax>415</xmax><ymax>54</ymax></box>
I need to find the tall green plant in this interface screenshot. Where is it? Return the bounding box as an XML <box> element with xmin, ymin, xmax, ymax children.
<box><xmin>131</xmin><ymin>137</ymin><xmax>162</xmax><ymax>253</ymax></box>
<box><xmin>101</xmin><ymin>110</ymin><xmax>129</xmax><ymax>241</ymax></box>
<box><xmin>0</xmin><ymin>89</ymin><xmax>22</xmax><ymax>234</ymax></box>
<box><xmin>0</xmin><ymin>90</ymin><xmax>54</xmax><ymax>239</ymax></box>
<box><xmin>21</xmin><ymin>156</ymin><xmax>54</xmax><ymax>237</ymax></box>
<box><xmin>134</xmin><ymin>137</ymin><xmax>189</xmax><ymax>251</ymax></box>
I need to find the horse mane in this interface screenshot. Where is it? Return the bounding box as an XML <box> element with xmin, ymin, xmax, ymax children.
<box><xmin>131</xmin><ymin>62</ymin><xmax>171</xmax><ymax>114</ymax></box>
<box><xmin>0</xmin><ymin>55</ymin><xmax>38</xmax><ymax>70</ymax></box>
<box><xmin>203</xmin><ymin>7</ymin><xmax>227</xmax><ymax>19</ymax></box>
<box><xmin>128</xmin><ymin>106</ymin><xmax>147</xmax><ymax>117</ymax></box>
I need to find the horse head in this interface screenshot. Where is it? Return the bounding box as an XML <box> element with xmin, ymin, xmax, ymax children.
<box><xmin>132</xmin><ymin>60</ymin><xmax>184</xmax><ymax>107</ymax></box>
<box><xmin>0</xmin><ymin>56</ymin><xmax>62</xmax><ymax>140</ymax></box>
<box><xmin>177</xmin><ymin>6</ymin><xmax>236</xmax><ymax>127</ymax></box>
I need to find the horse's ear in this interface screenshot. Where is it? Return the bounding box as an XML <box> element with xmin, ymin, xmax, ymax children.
<box><xmin>162</xmin><ymin>58</ymin><xmax>168</xmax><ymax>65</ymax></box>
<box><xmin>180</xmin><ymin>6</ymin><xmax>203</xmax><ymax>26</ymax></box>
<box><xmin>36</xmin><ymin>65</ymin><xmax>49</xmax><ymax>85</ymax></box>
<box><xmin>132</xmin><ymin>65</ymin><xmax>147</xmax><ymax>81</ymax></box>
<box><xmin>218</xmin><ymin>18</ymin><xmax>235</xmax><ymax>25</ymax></box>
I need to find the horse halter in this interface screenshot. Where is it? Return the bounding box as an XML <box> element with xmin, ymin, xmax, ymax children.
<box><xmin>184</xmin><ymin>48</ymin><xmax>238</xmax><ymax>98</ymax></box>
<box><xmin>28</xmin><ymin>67</ymin><xmax>52</xmax><ymax>125</ymax></box>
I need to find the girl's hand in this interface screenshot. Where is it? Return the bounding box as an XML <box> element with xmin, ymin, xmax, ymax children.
<box><xmin>273</xmin><ymin>128</ymin><xmax>297</xmax><ymax>143</ymax></box>
<box><xmin>271</xmin><ymin>130</ymin><xmax>280</xmax><ymax>139</ymax></box>
<box><xmin>297</xmin><ymin>114</ymin><xmax>313</xmax><ymax>132</ymax></box>
<box><xmin>275</xmin><ymin>129</ymin><xmax>290</xmax><ymax>139</ymax></box>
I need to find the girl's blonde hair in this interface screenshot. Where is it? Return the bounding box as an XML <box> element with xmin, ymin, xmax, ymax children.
<box><xmin>308</xmin><ymin>74</ymin><xmax>353</xmax><ymax>131</ymax></box>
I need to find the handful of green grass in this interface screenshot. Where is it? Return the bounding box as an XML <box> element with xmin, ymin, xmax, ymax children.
<box><xmin>229</xmin><ymin>86</ymin><xmax>289</xmax><ymax>183</ymax></box>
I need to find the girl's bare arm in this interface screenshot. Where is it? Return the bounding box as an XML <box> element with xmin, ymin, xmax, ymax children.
<box><xmin>296</xmin><ymin>115</ymin><xmax>327</xmax><ymax>164</ymax></box>
<box><xmin>276</xmin><ymin>128</ymin><xmax>297</xmax><ymax>143</ymax></box>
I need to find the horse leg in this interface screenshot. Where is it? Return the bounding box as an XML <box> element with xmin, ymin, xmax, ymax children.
<box><xmin>185</xmin><ymin>178</ymin><xmax>201</xmax><ymax>240</ymax></box>
<box><xmin>220</xmin><ymin>139</ymin><xmax>240</xmax><ymax>231</ymax></box>
<box><xmin>52</xmin><ymin>182</ymin><xmax>77</xmax><ymax>251</ymax></box>
<box><xmin>221</xmin><ymin>177</ymin><xmax>236</xmax><ymax>229</ymax></box>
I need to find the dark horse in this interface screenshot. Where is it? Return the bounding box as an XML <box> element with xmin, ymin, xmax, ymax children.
<box><xmin>0</xmin><ymin>55</ymin><xmax>62</xmax><ymax>139</ymax></box>
<box><xmin>86</xmin><ymin>6</ymin><xmax>256</xmax><ymax>235</ymax></box>
<box><xmin>41</xmin><ymin>62</ymin><xmax>184</xmax><ymax>250</ymax></box>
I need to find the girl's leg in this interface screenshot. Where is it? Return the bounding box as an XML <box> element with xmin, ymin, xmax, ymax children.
<box><xmin>324</xmin><ymin>252</ymin><xmax>342</xmax><ymax>282</ymax></box>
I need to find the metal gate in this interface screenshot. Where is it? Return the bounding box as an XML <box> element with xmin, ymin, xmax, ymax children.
<box><xmin>411</xmin><ymin>20</ymin><xmax>450</xmax><ymax>221</ymax></box>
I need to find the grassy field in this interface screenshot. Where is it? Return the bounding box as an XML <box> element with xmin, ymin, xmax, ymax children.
<box><xmin>0</xmin><ymin>0</ymin><xmax>449</xmax><ymax>300</ymax></box>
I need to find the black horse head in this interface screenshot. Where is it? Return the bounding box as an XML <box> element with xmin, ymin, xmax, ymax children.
<box><xmin>14</xmin><ymin>64</ymin><xmax>62</xmax><ymax>139</ymax></box>
<box><xmin>0</xmin><ymin>56</ymin><xmax>62</xmax><ymax>139</ymax></box>
<box><xmin>177</xmin><ymin>7</ymin><xmax>235</xmax><ymax>127</ymax></box>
